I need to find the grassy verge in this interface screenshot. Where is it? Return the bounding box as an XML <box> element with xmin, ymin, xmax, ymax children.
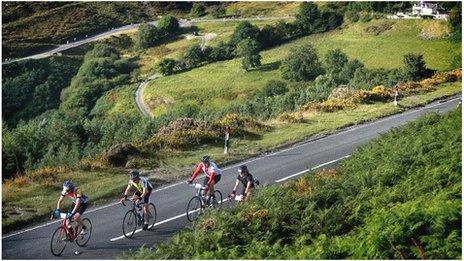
<box><xmin>144</xmin><ymin>19</ymin><xmax>460</xmax><ymax>117</ymax></box>
<box><xmin>123</xmin><ymin>106</ymin><xmax>461</xmax><ymax>259</ymax></box>
<box><xmin>2</xmin><ymin>80</ymin><xmax>460</xmax><ymax>233</ymax></box>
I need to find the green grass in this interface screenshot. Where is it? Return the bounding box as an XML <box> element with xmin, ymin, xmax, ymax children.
<box><xmin>123</xmin><ymin>107</ymin><xmax>461</xmax><ymax>259</ymax></box>
<box><xmin>91</xmin><ymin>84</ymin><xmax>142</xmax><ymax>118</ymax></box>
<box><xmin>144</xmin><ymin>19</ymin><xmax>460</xmax><ymax>117</ymax></box>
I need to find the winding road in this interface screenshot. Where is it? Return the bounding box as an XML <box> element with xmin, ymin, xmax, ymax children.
<box><xmin>2</xmin><ymin>96</ymin><xmax>460</xmax><ymax>259</ymax></box>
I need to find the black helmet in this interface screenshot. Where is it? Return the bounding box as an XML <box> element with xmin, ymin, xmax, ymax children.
<box><xmin>238</xmin><ymin>165</ymin><xmax>248</xmax><ymax>174</ymax></box>
<box><xmin>130</xmin><ymin>169</ymin><xmax>140</xmax><ymax>180</ymax></box>
<box><xmin>202</xmin><ymin>155</ymin><xmax>211</xmax><ymax>164</ymax></box>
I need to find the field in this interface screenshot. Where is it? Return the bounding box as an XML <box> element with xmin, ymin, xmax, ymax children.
<box><xmin>143</xmin><ymin>19</ymin><xmax>460</xmax><ymax>118</ymax></box>
<box><xmin>124</xmin><ymin>107</ymin><xmax>461</xmax><ymax>259</ymax></box>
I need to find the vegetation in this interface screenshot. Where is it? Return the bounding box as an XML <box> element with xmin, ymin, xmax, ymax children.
<box><xmin>236</xmin><ymin>38</ymin><xmax>262</xmax><ymax>71</ymax></box>
<box><xmin>281</xmin><ymin>44</ymin><xmax>324</xmax><ymax>81</ymax></box>
<box><xmin>124</xmin><ymin>108</ymin><xmax>461</xmax><ymax>259</ymax></box>
<box><xmin>2</xmin><ymin>56</ymin><xmax>83</xmax><ymax>127</ymax></box>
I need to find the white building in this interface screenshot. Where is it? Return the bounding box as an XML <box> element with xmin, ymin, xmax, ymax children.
<box><xmin>411</xmin><ymin>1</ymin><xmax>449</xmax><ymax>20</ymax></box>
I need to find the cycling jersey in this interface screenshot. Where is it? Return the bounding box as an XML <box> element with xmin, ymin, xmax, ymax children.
<box><xmin>237</xmin><ymin>173</ymin><xmax>255</xmax><ymax>189</ymax></box>
<box><xmin>191</xmin><ymin>161</ymin><xmax>222</xmax><ymax>186</ymax></box>
<box><xmin>130</xmin><ymin>177</ymin><xmax>153</xmax><ymax>193</ymax></box>
<box><xmin>61</xmin><ymin>187</ymin><xmax>89</xmax><ymax>204</ymax></box>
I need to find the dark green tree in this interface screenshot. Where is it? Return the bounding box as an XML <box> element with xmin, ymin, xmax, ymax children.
<box><xmin>324</xmin><ymin>49</ymin><xmax>349</xmax><ymax>73</ymax></box>
<box><xmin>235</xmin><ymin>38</ymin><xmax>262</xmax><ymax>71</ymax></box>
<box><xmin>191</xmin><ymin>3</ymin><xmax>206</xmax><ymax>17</ymax></box>
<box><xmin>295</xmin><ymin>2</ymin><xmax>321</xmax><ymax>35</ymax></box>
<box><xmin>157</xmin><ymin>58</ymin><xmax>176</xmax><ymax>76</ymax></box>
<box><xmin>403</xmin><ymin>53</ymin><xmax>428</xmax><ymax>81</ymax></box>
<box><xmin>136</xmin><ymin>22</ymin><xmax>161</xmax><ymax>50</ymax></box>
<box><xmin>281</xmin><ymin>44</ymin><xmax>324</xmax><ymax>81</ymax></box>
<box><xmin>158</xmin><ymin>15</ymin><xmax>179</xmax><ymax>35</ymax></box>
<box><xmin>229</xmin><ymin>21</ymin><xmax>260</xmax><ymax>46</ymax></box>
<box><xmin>183</xmin><ymin>44</ymin><xmax>206</xmax><ymax>68</ymax></box>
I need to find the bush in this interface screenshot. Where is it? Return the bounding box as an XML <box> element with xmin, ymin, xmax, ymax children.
<box><xmin>136</xmin><ymin>22</ymin><xmax>162</xmax><ymax>50</ymax></box>
<box><xmin>324</xmin><ymin>49</ymin><xmax>349</xmax><ymax>74</ymax></box>
<box><xmin>158</xmin><ymin>15</ymin><xmax>179</xmax><ymax>35</ymax></box>
<box><xmin>157</xmin><ymin>58</ymin><xmax>176</xmax><ymax>76</ymax></box>
<box><xmin>353</xmin><ymin>85</ymin><xmax>392</xmax><ymax>103</ymax></box>
<box><xmin>345</xmin><ymin>10</ymin><xmax>360</xmax><ymax>23</ymax></box>
<box><xmin>211</xmin><ymin>5</ymin><xmax>226</xmax><ymax>18</ymax></box>
<box><xmin>281</xmin><ymin>44</ymin><xmax>325</xmax><ymax>82</ymax></box>
<box><xmin>403</xmin><ymin>53</ymin><xmax>429</xmax><ymax>81</ymax></box>
<box><xmin>307</xmin><ymin>98</ymin><xmax>357</xmax><ymax>113</ymax></box>
<box><xmin>191</xmin><ymin>3</ymin><xmax>206</xmax><ymax>17</ymax></box>
<box><xmin>229</xmin><ymin>21</ymin><xmax>260</xmax><ymax>47</ymax></box>
<box><xmin>261</xmin><ymin>80</ymin><xmax>288</xmax><ymax>97</ymax></box>
<box><xmin>312</xmin><ymin>74</ymin><xmax>338</xmax><ymax>101</ymax></box>
<box><xmin>209</xmin><ymin>41</ymin><xmax>235</xmax><ymax>61</ymax></box>
<box><xmin>235</xmin><ymin>39</ymin><xmax>262</xmax><ymax>71</ymax></box>
<box><xmin>184</xmin><ymin>44</ymin><xmax>207</xmax><ymax>68</ymax></box>
<box><xmin>258</xmin><ymin>25</ymin><xmax>284</xmax><ymax>49</ymax></box>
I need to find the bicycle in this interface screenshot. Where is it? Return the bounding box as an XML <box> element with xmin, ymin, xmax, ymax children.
<box><xmin>50</xmin><ymin>211</ymin><xmax>92</xmax><ymax>256</ymax></box>
<box><xmin>186</xmin><ymin>183</ymin><xmax>223</xmax><ymax>222</ymax></box>
<box><xmin>121</xmin><ymin>199</ymin><xmax>157</xmax><ymax>238</ymax></box>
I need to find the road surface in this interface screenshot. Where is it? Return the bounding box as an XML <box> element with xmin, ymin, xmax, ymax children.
<box><xmin>2</xmin><ymin>96</ymin><xmax>460</xmax><ymax>259</ymax></box>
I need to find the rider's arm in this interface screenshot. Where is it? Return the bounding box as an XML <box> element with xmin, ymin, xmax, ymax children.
<box><xmin>190</xmin><ymin>163</ymin><xmax>204</xmax><ymax>181</ymax></box>
<box><xmin>71</xmin><ymin>198</ymin><xmax>81</xmax><ymax>215</ymax></box>
<box><xmin>123</xmin><ymin>182</ymin><xmax>132</xmax><ymax>198</ymax></box>
<box><xmin>141</xmin><ymin>186</ymin><xmax>148</xmax><ymax>198</ymax></box>
<box><xmin>232</xmin><ymin>179</ymin><xmax>240</xmax><ymax>192</ymax></box>
<box><xmin>56</xmin><ymin>195</ymin><xmax>65</xmax><ymax>209</ymax></box>
<box><xmin>245</xmin><ymin>180</ymin><xmax>253</xmax><ymax>195</ymax></box>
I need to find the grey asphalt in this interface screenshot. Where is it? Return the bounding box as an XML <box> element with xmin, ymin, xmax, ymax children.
<box><xmin>2</xmin><ymin>16</ymin><xmax>293</xmax><ymax>65</ymax></box>
<box><xmin>2</xmin><ymin>96</ymin><xmax>461</xmax><ymax>259</ymax></box>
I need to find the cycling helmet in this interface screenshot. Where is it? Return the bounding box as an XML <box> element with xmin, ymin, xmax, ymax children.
<box><xmin>62</xmin><ymin>180</ymin><xmax>75</xmax><ymax>192</ymax></box>
<box><xmin>130</xmin><ymin>169</ymin><xmax>140</xmax><ymax>180</ymax></box>
<box><xmin>238</xmin><ymin>165</ymin><xmax>248</xmax><ymax>174</ymax></box>
<box><xmin>202</xmin><ymin>155</ymin><xmax>211</xmax><ymax>164</ymax></box>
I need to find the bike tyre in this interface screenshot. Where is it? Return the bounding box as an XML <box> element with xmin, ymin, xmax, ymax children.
<box><xmin>122</xmin><ymin>210</ymin><xmax>137</xmax><ymax>238</ymax></box>
<box><xmin>146</xmin><ymin>203</ymin><xmax>157</xmax><ymax>230</ymax></box>
<box><xmin>186</xmin><ymin>196</ymin><xmax>202</xmax><ymax>222</ymax></box>
<box><xmin>50</xmin><ymin>227</ymin><xmax>67</xmax><ymax>256</ymax></box>
<box><xmin>76</xmin><ymin>218</ymin><xmax>92</xmax><ymax>247</ymax></box>
<box><xmin>212</xmin><ymin>190</ymin><xmax>223</xmax><ymax>209</ymax></box>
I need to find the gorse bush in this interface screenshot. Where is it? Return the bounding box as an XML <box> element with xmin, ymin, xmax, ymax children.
<box><xmin>124</xmin><ymin>109</ymin><xmax>461</xmax><ymax>259</ymax></box>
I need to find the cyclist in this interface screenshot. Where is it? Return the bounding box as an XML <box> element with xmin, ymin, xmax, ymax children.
<box><xmin>54</xmin><ymin>180</ymin><xmax>89</xmax><ymax>235</ymax></box>
<box><xmin>187</xmin><ymin>155</ymin><xmax>222</xmax><ymax>200</ymax></box>
<box><xmin>120</xmin><ymin>170</ymin><xmax>153</xmax><ymax>230</ymax></box>
<box><xmin>229</xmin><ymin>165</ymin><xmax>255</xmax><ymax>202</ymax></box>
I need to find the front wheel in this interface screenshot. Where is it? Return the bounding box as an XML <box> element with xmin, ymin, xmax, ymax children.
<box><xmin>76</xmin><ymin>218</ymin><xmax>92</xmax><ymax>247</ymax></box>
<box><xmin>122</xmin><ymin>210</ymin><xmax>137</xmax><ymax>238</ymax></box>
<box><xmin>211</xmin><ymin>190</ymin><xmax>223</xmax><ymax>208</ymax></box>
<box><xmin>186</xmin><ymin>196</ymin><xmax>203</xmax><ymax>222</ymax></box>
<box><xmin>50</xmin><ymin>227</ymin><xmax>67</xmax><ymax>256</ymax></box>
<box><xmin>146</xmin><ymin>203</ymin><xmax>157</xmax><ymax>230</ymax></box>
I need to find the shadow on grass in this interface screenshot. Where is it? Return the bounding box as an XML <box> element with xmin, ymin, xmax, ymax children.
<box><xmin>256</xmin><ymin>61</ymin><xmax>282</xmax><ymax>72</ymax></box>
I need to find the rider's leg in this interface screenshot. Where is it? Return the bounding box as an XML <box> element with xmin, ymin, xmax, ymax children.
<box><xmin>73</xmin><ymin>213</ymin><xmax>83</xmax><ymax>234</ymax></box>
<box><xmin>245</xmin><ymin>189</ymin><xmax>253</xmax><ymax>201</ymax></box>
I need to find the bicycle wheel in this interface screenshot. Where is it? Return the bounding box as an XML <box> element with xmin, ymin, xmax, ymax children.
<box><xmin>146</xmin><ymin>203</ymin><xmax>157</xmax><ymax>230</ymax></box>
<box><xmin>122</xmin><ymin>210</ymin><xmax>138</xmax><ymax>238</ymax></box>
<box><xmin>186</xmin><ymin>196</ymin><xmax>203</xmax><ymax>222</ymax></box>
<box><xmin>212</xmin><ymin>190</ymin><xmax>223</xmax><ymax>208</ymax></box>
<box><xmin>50</xmin><ymin>227</ymin><xmax>67</xmax><ymax>256</ymax></box>
<box><xmin>76</xmin><ymin>218</ymin><xmax>92</xmax><ymax>247</ymax></box>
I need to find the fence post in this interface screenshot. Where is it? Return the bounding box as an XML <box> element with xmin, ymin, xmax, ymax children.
<box><xmin>394</xmin><ymin>89</ymin><xmax>398</xmax><ymax>106</ymax></box>
<box><xmin>224</xmin><ymin>126</ymin><xmax>230</xmax><ymax>154</ymax></box>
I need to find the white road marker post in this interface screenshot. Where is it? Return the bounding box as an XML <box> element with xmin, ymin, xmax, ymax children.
<box><xmin>394</xmin><ymin>89</ymin><xmax>398</xmax><ymax>106</ymax></box>
<box><xmin>224</xmin><ymin>126</ymin><xmax>230</xmax><ymax>154</ymax></box>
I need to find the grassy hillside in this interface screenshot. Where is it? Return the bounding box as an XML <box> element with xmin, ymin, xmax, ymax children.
<box><xmin>143</xmin><ymin>19</ymin><xmax>460</xmax><ymax>118</ymax></box>
<box><xmin>124</xmin><ymin>108</ymin><xmax>461</xmax><ymax>259</ymax></box>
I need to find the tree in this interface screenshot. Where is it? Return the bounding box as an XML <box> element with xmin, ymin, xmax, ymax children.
<box><xmin>229</xmin><ymin>21</ymin><xmax>260</xmax><ymax>46</ymax></box>
<box><xmin>183</xmin><ymin>44</ymin><xmax>206</xmax><ymax>68</ymax></box>
<box><xmin>191</xmin><ymin>3</ymin><xmax>206</xmax><ymax>17</ymax></box>
<box><xmin>258</xmin><ymin>25</ymin><xmax>284</xmax><ymax>49</ymax></box>
<box><xmin>235</xmin><ymin>39</ymin><xmax>262</xmax><ymax>71</ymax></box>
<box><xmin>136</xmin><ymin>22</ymin><xmax>161</xmax><ymax>50</ymax></box>
<box><xmin>403</xmin><ymin>53</ymin><xmax>428</xmax><ymax>81</ymax></box>
<box><xmin>157</xmin><ymin>58</ymin><xmax>176</xmax><ymax>75</ymax></box>
<box><xmin>209</xmin><ymin>41</ymin><xmax>235</xmax><ymax>61</ymax></box>
<box><xmin>324</xmin><ymin>49</ymin><xmax>349</xmax><ymax>73</ymax></box>
<box><xmin>281</xmin><ymin>44</ymin><xmax>324</xmax><ymax>81</ymax></box>
<box><xmin>211</xmin><ymin>5</ymin><xmax>226</xmax><ymax>18</ymax></box>
<box><xmin>158</xmin><ymin>15</ymin><xmax>179</xmax><ymax>35</ymax></box>
<box><xmin>261</xmin><ymin>80</ymin><xmax>288</xmax><ymax>97</ymax></box>
<box><xmin>448</xmin><ymin>6</ymin><xmax>462</xmax><ymax>43</ymax></box>
<box><xmin>295</xmin><ymin>2</ymin><xmax>321</xmax><ymax>35</ymax></box>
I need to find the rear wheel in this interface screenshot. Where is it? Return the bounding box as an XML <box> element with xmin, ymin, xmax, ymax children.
<box><xmin>186</xmin><ymin>196</ymin><xmax>203</xmax><ymax>222</ymax></box>
<box><xmin>50</xmin><ymin>227</ymin><xmax>67</xmax><ymax>256</ymax></box>
<box><xmin>76</xmin><ymin>218</ymin><xmax>92</xmax><ymax>246</ymax></box>
<box><xmin>146</xmin><ymin>203</ymin><xmax>157</xmax><ymax>229</ymax></box>
<box><xmin>122</xmin><ymin>210</ymin><xmax>137</xmax><ymax>238</ymax></box>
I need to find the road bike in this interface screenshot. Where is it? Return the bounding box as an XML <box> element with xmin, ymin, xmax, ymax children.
<box><xmin>50</xmin><ymin>212</ymin><xmax>92</xmax><ymax>256</ymax></box>
<box><xmin>121</xmin><ymin>199</ymin><xmax>157</xmax><ymax>238</ymax></box>
<box><xmin>186</xmin><ymin>183</ymin><xmax>223</xmax><ymax>222</ymax></box>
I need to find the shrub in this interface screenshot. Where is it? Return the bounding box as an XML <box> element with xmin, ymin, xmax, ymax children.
<box><xmin>295</xmin><ymin>2</ymin><xmax>320</xmax><ymax>35</ymax></box>
<box><xmin>149</xmin><ymin>118</ymin><xmax>221</xmax><ymax>150</ymax></box>
<box><xmin>312</xmin><ymin>74</ymin><xmax>338</xmax><ymax>100</ymax></box>
<box><xmin>209</xmin><ymin>41</ymin><xmax>235</xmax><ymax>61</ymax></box>
<box><xmin>183</xmin><ymin>44</ymin><xmax>206</xmax><ymax>68</ymax></box>
<box><xmin>261</xmin><ymin>80</ymin><xmax>288</xmax><ymax>97</ymax></box>
<box><xmin>345</xmin><ymin>10</ymin><xmax>360</xmax><ymax>23</ymax></box>
<box><xmin>211</xmin><ymin>5</ymin><xmax>226</xmax><ymax>18</ymax></box>
<box><xmin>158</xmin><ymin>15</ymin><xmax>179</xmax><ymax>35</ymax></box>
<box><xmin>328</xmin><ymin>86</ymin><xmax>357</xmax><ymax>101</ymax></box>
<box><xmin>190</xmin><ymin>3</ymin><xmax>206</xmax><ymax>17</ymax></box>
<box><xmin>278</xmin><ymin>112</ymin><xmax>305</xmax><ymax>123</ymax></box>
<box><xmin>229</xmin><ymin>21</ymin><xmax>260</xmax><ymax>47</ymax></box>
<box><xmin>281</xmin><ymin>44</ymin><xmax>325</xmax><ymax>82</ymax></box>
<box><xmin>403</xmin><ymin>53</ymin><xmax>429</xmax><ymax>81</ymax></box>
<box><xmin>235</xmin><ymin>38</ymin><xmax>262</xmax><ymax>71</ymax></box>
<box><xmin>157</xmin><ymin>58</ymin><xmax>176</xmax><ymax>76</ymax></box>
<box><xmin>258</xmin><ymin>25</ymin><xmax>284</xmax><ymax>49</ymax></box>
<box><xmin>353</xmin><ymin>85</ymin><xmax>392</xmax><ymax>103</ymax></box>
<box><xmin>136</xmin><ymin>22</ymin><xmax>162</xmax><ymax>50</ymax></box>
<box><xmin>309</xmin><ymin>98</ymin><xmax>357</xmax><ymax>113</ymax></box>
<box><xmin>324</xmin><ymin>49</ymin><xmax>349</xmax><ymax>74</ymax></box>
